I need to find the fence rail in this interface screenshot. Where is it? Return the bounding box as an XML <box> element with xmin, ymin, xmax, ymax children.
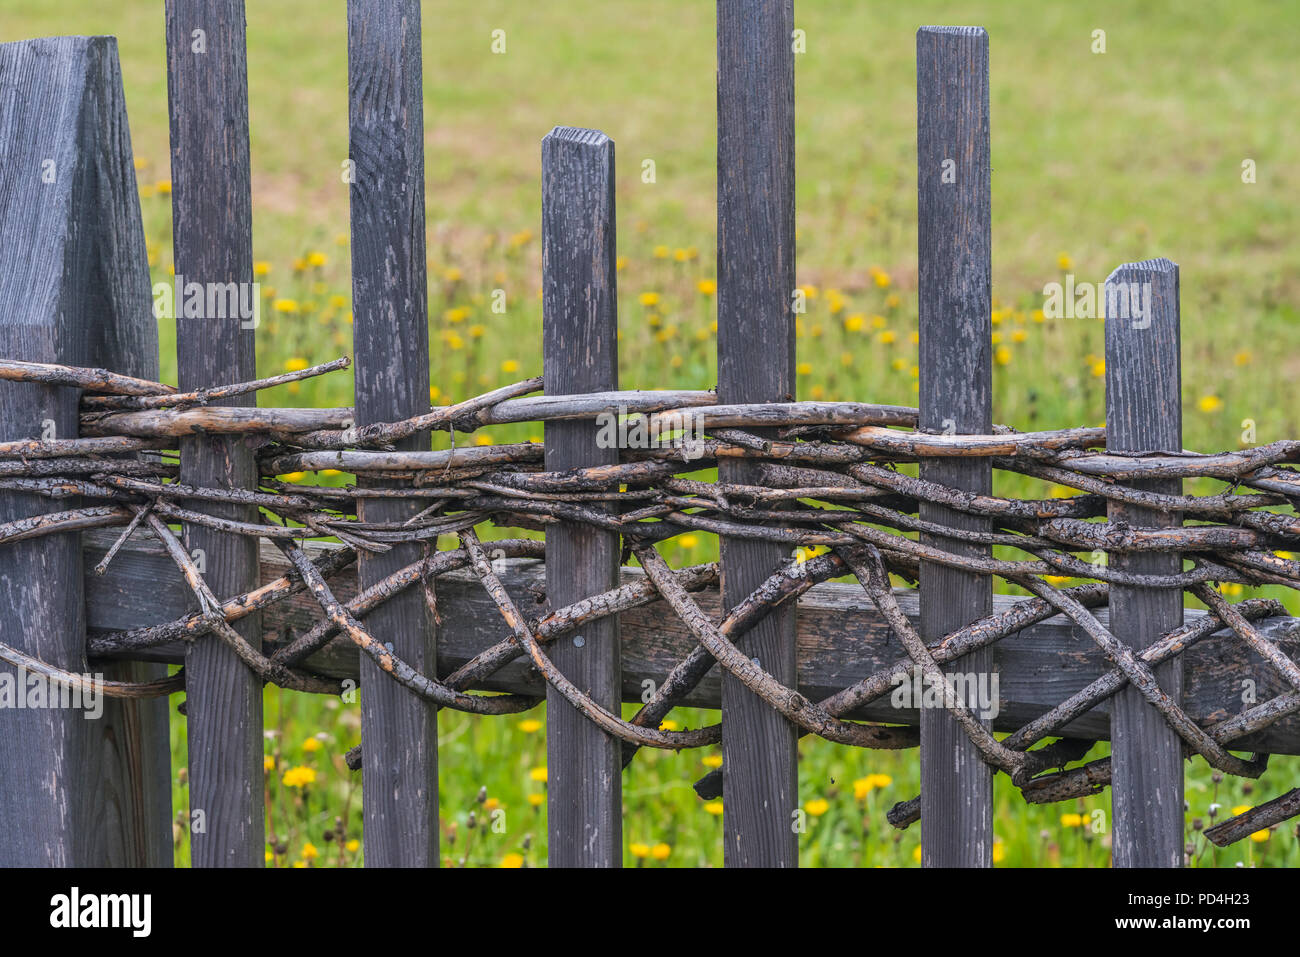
<box><xmin>2</xmin><ymin>1</ymin><xmax>1299</xmax><ymax>869</ymax></box>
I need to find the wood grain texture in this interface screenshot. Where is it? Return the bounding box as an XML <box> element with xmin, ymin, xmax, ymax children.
<box><xmin>541</xmin><ymin>127</ymin><xmax>621</xmax><ymax>867</ymax></box>
<box><xmin>0</xmin><ymin>35</ymin><xmax>169</xmax><ymax>867</ymax></box>
<box><xmin>916</xmin><ymin>25</ymin><xmax>994</xmax><ymax>868</ymax></box>
<box><xmin>166</xmin><ymin>0</ymin><xmax>263</xmax><ymax>867</ymax></box>
<box><xmin>84</xmin><ymin>532</ymin><xmax>1300</xmax><ymax>756</ymax></box>
<box><xmin>1105</xmin><ymin>258</ymin><xmax>1184</xmax><ymax>867</ymax></box>
<box><xmin>716</xmin><ymin>0</ymin><xmax>798</xmax><ymax>868</ymax></box>
<box><xmin>348</xmin><ymin>0</ymin><xmax>437</xmax><ymax>867</ymax></box>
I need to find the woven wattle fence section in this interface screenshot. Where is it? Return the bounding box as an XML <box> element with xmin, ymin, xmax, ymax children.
<box><xmin>2</xmin><ymin>354</ymin><xmax>1300</xmax><ymax>849</ymax></box>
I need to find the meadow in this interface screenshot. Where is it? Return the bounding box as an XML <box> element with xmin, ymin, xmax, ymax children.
<box><xmin>4</xmin><ymin>0</ymin><xmax>1299</xmax><ymax>866</ymax></box>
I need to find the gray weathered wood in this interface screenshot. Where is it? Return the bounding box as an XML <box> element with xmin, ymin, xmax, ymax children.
<box><xmin>0</xmin><ymin>35</ymin><xmax>169</xmax><ymax>867</ymax></box>
<box><xmin>84</xmin><ymin>532</ymin><xmax>1300</xmax><ymax>756</ymax></box>
<box><xmin>348</xmin><ymin>0</ymin><xmax>437</xmax><ymax>867</ymax></box>
<box><xmin>541</xmin><ymin>127</ymin><xmax>622</xmax><ymax>867</ymax></box>
<box><xmin>1105</xmin><ymin>258</ymin><xmax>1184</xmax><ymax>867</ymax></box>
<box><xmin>716</xmin><ymin>0</ymin><xmax>798</xmax><ymax>868</ymax></box>
<box><xmin>166</xmin><ymin>0</ymin><xmax>263</xmax><ymax>867</ymax></box>
<box><xmin>916</xmin><ymin>25</ymin><xmax>994</xmax><ymax>868</ymax></box>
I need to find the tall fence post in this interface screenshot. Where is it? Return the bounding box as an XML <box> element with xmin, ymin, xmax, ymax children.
<box><xmin>716</xmin><ymin>0</ymin><xmax>798</xmax><ymax>867</ymax></box>
<box><xmin>541</xmin><ymin>126</ymin><xmax>622</xmax><ymax>868</ymax></box>
<box><xmin>348</xmin><ymin>0</ymin><xmax>437</xmax><ymax>867</ymax></box>
<box><xmin>0</xmin><ymin>35</ymin><xmax>170</xmax><ymax>867</ymax></box>
<box><xmin>1105</xmin><ymin>257</ymin><xmax>1185</xmax><ymax>867</ymax></box>
<box><xmin>916</xmin><ymin>25</ymin><xmax>994</xmax><ymax>868</ymax></box>
<box><xmin>166</xmin><ymin>0</ymin><xmax>263</xmax><ymax>867</ymax></box>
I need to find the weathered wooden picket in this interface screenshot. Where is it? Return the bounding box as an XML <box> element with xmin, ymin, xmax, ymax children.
<box><xmin>2</xmin><ymin>0</ymin><xmax>1300</xmax><ymax>870</ymax></box>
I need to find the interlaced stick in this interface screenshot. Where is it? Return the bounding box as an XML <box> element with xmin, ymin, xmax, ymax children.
<box><xmin>1</xmin><ymin>356</ymin><xmax>1298</xmax><ymax>846</ymax></box>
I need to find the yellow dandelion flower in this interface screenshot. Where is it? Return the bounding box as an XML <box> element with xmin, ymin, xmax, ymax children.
<box><xmin>1090</xmin><ymin>359</ymin><xmax>1106</xmax><ymax>378</ymax></box>
<box><xmin>992</xmin><ymin>842</ymin><xmax>1006</xmax><ymax>863</ymax></box>
<box><xmin>306</xmin><ymin>251</ymin><xmax>326</xmax><ymax>268</ymax></box>
<box><xmin>805</xmin><ymin>799</ymin><xmax>830</xmax><ymax>817</ymax></box>
<box><xmin>280</xmin><ymin>472</ymin><xmax>306</xmax><ymax>484</ymax></box>
<box><xmin>284</xmin><ymin>356</ymin><xmax>311</xmax><ymax>373</ymax></box>
<box><xmin>877</xmin><ymin>330</ymin><xmax>896</xmax><ymax>345</ymax></box>
<box><xmin>630</xmin><ymin>842</ymin><xmax>650</xmax><ymax>859</ymax></box>
<box><xmin>1032</xmin><ymin>309</ymin><xmax>1045</xmax><ymax>323</ymax></box>
<box><xmin>891</xmin><ymin>357</ymin><xmax>908</xmax><ymax>372</ymax></box>
<box><xmin>263</xmin><ymin>755</ymin><xmax>275</xmax><ymax>773</ymax></box>
<box><xmin>345</xmin><ymin>839</ymin><xmax>359</xmax><ymax>853</ymax></box>
<box><xmin>1198</xmin><ymin>395</ymin><xmax>1223</xmax><ymax>413</ymax></box>
<box><xmin>797</xmin><ymin>362</ymin><xmax>813</xmax><ymax>375</ymax></box>
<box><xmin>475</xmin><ymin>434</ymin><xmax>493</xmax><ymax>447</ymax></box>
<box><xmin>444</xmin><ymin>307</ymin><xmax>469</xmax><ymax>323</ymax></box>
<box><xmin>155</xmin><ymin>179</ymin><xmax>172</xmax><ymax>195</ymax></box>
<box><xmin>886</xmin><ymin>293</ymin><xmax>900</xmax><ymax>309</ymax></box>
<box><xmin>519</xmin><ymin>719</ymin><xmax>542</xmax><ymax>734</ymax></box>
<box><xmin>659</xmin><ymin>720</ymin><xmax>680</xmax><ymax>732</ymax></box>
<box><xmin>302</xmin><ymin>841</ymin><xmax>319</xmax><ymax>860</ymax></box>
<box><xmin>639</xmin><ymin>292</ymin><xmax>660</xmax><ymax>307</ymax></box>
<box><xmin>1060</xmin><ymin>812</ymin><xmax>1083</xmax><ymax>828</ymax></box>
<box><xmin>873</xmin><ymin>271</ymin><xmax>891</xmax><ymax>288</ymax></box>
<box><xmin>500</xmin><ymin>853</ymin><xmax>525</xmax><ymax>868</ymax></box>
<box><xmin>1250</xmin><ymin>829</ymin><xmax>1270</xmax><ymax>843</ymax></box>
<box><xmin>678</xmin><ymin>534</ymin><xmax>699</xmax><ymax>549</ymax></box>
<box><xmin>253</xmin><ymin>261</ymin><xmax>271</xmax><ymax>277</ymax></box>
<box><xmin>273</xmin><ymin>299</ymin><xmax>300</xmax><ymax>314</ymax></box>
<box><xmin>703</xmin><ymin>801</ymin><xmax>723</xmax><ymax>816</ymax></box>
<box><xmin>1011</xmin><ymin>329</ymin><xmax>1027</xmax><ymax>343</ymax></box>
<box><xmin>1045</xmin><ymin>575</ymin><xmax>1070</xmax><ymax>586</ymax></box>
<box><xmin>913</xmin><ymin>845</ymin><xmax>922</xmax><ymax>863</ymax></box>
<box><xmin>301</xmin><ymin>737</ymin><xmax>322</xmax><ymax>753</ymax></box>
<box><xmin>1232</xmin><ymin>805</ymin><xmax>1252</xmax><ymax>816</ymax></box>
<box><xmin>650</xmin><ymin>843</ymin><xmax>671</xmax><ymax>860</ymax></box>
<box><xmin>443</xmin><ymin>267</ymin><xmax>462</xmax><ymax>282</ymax></box>
<box><xmin>292</xmin><ymin>860</ymin><xmax>307</xmax><ymax>869</ymax></box>
<box><xmin>281</xmin><ymin>766</ymin><xmax>317</xmax><ymax>788</ymax></box>
<box><xmin>616</xmin><ymin>255</ymin><xmax>628</xmax><ymax>271</ymax></box>
<box><xmin>1057</xmin><ymin>253</ymin><xmax>1072</xmax><ymax>270</ymax></box>
<box><xmin>995</xmin><ymin>346</ymin><xmax>1012</xmax><ymax>366</ymax></box>
<box><xmin>265</xmin><ymin>850</ymin><xmax>273</xmax><ymax>863</ymax></box>
<box><xmin>1234</xmin><ymin>351</ymin><xmax>1252</xmax><ymax>366</ymax></box>
<box><xmin>867</xmin><ymin>774</ymin><xmax>892</xmax><ymax>788</ymax></box>
<box><xmin>653</xmin><ymin>245</ymin><xmax>670</xmax><ymax>259</ymax></box>
<box><xmin>527</xmin><ymin>793</ymin><xmax>544</xmax><ymax>807</ymax></box>
<box><xmin>702</xmin><ymin>754</ymin><xmax>723</xmax><ymax>769</ymax></box>
<box><xmin>844</xmin><ymin>313</ymin><xmax>865</xmax><ymax>332</ymax></box>
<box><xmin>529</xmin><ymin>766</ymin><xmax>548</xmax><ymax>783</ymax></box>
<box><xmin>697</xmin><ymin>279</ymin><xmax>717</xmax><ymax>296</ymax></box>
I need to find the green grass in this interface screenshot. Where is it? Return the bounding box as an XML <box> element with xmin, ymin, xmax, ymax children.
<box><xmin>6</xmin><ymin>0</ymin><xmax>1299</xmax><ymax>866</ymax></box>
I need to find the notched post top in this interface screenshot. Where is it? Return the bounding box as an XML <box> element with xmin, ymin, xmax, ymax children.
<box><xmin>1104</xmin><ymin>257</ymin><xmax>1181</xmax><ymax>454</ymax></box>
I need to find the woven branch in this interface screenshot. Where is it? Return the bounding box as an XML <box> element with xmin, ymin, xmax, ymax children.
<box><xmin>2</xmin><ymin>356</ymin><xmax>1299</xmax><ymax>847</ymax></box>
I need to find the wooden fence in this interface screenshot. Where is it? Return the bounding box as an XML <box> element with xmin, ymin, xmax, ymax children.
<box><xmin>2</xmin><ymin>0</ymin><xmax>1300</xmax><ymax>869</ymax></box>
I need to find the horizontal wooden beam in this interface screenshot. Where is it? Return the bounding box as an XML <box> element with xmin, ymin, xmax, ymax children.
<box><xmin>81</xmin><ymin>530</ymin><xmax>1300</xmax><ymax>755</ymax></box>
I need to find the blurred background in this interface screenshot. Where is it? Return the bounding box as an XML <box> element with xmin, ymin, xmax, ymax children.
<box><xmin>4</xmin><ymin>0</ymin><xmax>1297</xmax><ymax>866</ymax></box>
